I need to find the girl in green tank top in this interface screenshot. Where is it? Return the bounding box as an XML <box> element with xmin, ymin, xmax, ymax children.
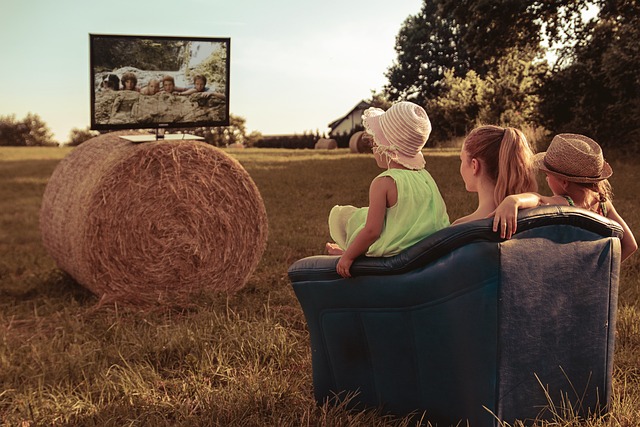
<box><xmin>326</xmin><ymin>101</ymin><xmax>449</xmax><ymax>278</ymax></box>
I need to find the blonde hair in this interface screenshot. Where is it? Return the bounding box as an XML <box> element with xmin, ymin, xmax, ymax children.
<box><xmin>576</xmin><ymin>179</ymin><xmax>614</xmax><ymax>203</ymax></box>
<box><xmin>464</xmin><ymin>125</ymin><xmax>538</xmax><ymax>206</ymax></box>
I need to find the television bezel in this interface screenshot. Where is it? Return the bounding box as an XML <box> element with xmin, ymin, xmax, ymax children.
<box><xmin>89</xmin><ymin>33</ymin><xmax>231</xmax><ymax>132</ymax></box>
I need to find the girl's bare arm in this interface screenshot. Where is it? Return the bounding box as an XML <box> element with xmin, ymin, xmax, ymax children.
<box><xmin>605</xmin><ymin>201</ymin><xmax>638</xmax><ymax>262</ymax></box>
<box><xmin>492</xmin><ymin>193</ymin><xmax>568</xmax><ymax>239</ymax></box>
<box><xmin>335</xmin><ymin>177</ymin><xmax>393</xmax><ymax>278</ymax></box>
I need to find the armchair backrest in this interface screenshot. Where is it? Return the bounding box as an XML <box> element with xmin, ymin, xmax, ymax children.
<box><xmin>288</xmin><ymin>206</ymin><xmax>622</xmax><ymax>426</ymax></box>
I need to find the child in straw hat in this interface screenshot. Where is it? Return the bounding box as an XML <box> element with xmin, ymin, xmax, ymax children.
<box><xmin>493</xmin><ymin>133</ymin><xmax>637</xmax><ymax>262</ymax></box>
<box><xmin>326</xmin><ymin>101</ymin><xmax>450</xmax><ymax>278</ymax></box>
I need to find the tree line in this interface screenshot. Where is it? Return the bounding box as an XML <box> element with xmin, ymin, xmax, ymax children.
<box><xmin>0</xmin><ymin>114</ymin><xmax>262</xmax><ymax>148</ymax></box>
<box><xmin>383</xmin><ymin>0</ymin><xmax>639</xmax><ymax>148</ymax></box>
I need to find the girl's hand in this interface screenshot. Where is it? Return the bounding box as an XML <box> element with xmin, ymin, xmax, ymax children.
<box><xmin>491</xmin><ymin>196</ymin><xmax>519</xmax><ymax>239</ymax></box>
<box><xmin>336</xmin><ymin>255</ymin><xmax>354</xmax><ymax>278</ymax></box>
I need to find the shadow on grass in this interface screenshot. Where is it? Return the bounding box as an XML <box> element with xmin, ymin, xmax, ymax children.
<box><xmin>0</xmin><ymin>268</ymin><xmax>97</xmax><ymax>305</ymax></box>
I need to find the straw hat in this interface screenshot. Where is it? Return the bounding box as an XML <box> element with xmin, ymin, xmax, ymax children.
<box><xmin>534</xmin><ymin>133</ymin><xmax>612</xmax><ymax>183</ymax></box>
<box><xmin>362</xmin><ymin>101</ymin><xmax>431</xmax><ymax>170</ymax></box>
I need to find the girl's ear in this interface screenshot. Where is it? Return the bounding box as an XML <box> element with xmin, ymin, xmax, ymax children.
<box><xmin>471</xmin><ymin>158</ymin><xmax>480</xmax><ymax>176</ymax></box>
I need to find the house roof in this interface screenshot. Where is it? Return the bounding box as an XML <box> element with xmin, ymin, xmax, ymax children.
<box><xmin>328</xmin><ymin>100</ymin><xmax>372</xmax><ymax>130</ymax></box>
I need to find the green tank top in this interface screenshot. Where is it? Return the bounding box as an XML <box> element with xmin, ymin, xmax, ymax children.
<box><xmin>337</xmin><ymin>168</ymin><xmax>450</xmax><ymax>257</ymax></box>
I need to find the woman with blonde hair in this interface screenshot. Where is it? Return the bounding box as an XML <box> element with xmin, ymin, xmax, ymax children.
<box><xmin>453</xmin><ymin>125</ymin><xmax>538</xmax><ymax>225</ymax></box>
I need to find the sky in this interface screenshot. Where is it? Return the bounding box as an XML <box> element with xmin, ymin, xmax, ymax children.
<box><xmin>0</xmin><ymin>0</ymin><xmax>424</xmax><ymax>143</ymax></box>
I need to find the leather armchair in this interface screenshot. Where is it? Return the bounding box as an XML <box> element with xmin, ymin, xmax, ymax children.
<box><xmin>288</xmin><ymin>206</ymin><xmax>622</xmax><ymax>426</ymax></box>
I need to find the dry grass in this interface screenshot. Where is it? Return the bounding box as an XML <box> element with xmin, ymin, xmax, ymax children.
<box><xmin>0</xmin><ymin>146</ymin><xmax>638</xmax><ymax>426</ymax></box>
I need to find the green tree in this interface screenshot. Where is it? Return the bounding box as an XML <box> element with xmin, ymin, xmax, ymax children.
<box><xmin>426</xmin><ymin>69</ymin><xmax>486</xmax><ymax>142</ymax></box>
<box><xmin>67</xmin><ymin>127</ymin><xmax>100</xmax><ymax>146</ymax></box>
<box><xmin>538</xmin><ymin>0</ymin><xmax>640</xmax><ymax>146</ymax></box>
<box><xmin>480</xmin><ymin>48</ymin><xmax>546</xmax><ymax>127</ymax></box>
<box><xmin>437</xmin><ymin>0</ymin><xmax>594</xmax><ymax>68</ymax></box>
<box><xmin>0</xmin><ymin>113</ymin><xmax>55</xmax><ymax>146</ymax></box>
<box><xmin>0</xmin><ymin>115</ymin><xmax>23</xmax><ymax>146</ymax></box>
<box><xmin>385</xmin><ymin>1</ymin><xmax>471</xmax><ymax>104</ymax></box>
<box><xmin>385</xmin><ymin>0</ymin><xmax>597</xmax><ymax>110</ymax></box>
<box><xmin>22</xmin><ymin>113</ymin><xmax>56</xmax><ymax>146</ymax></box>
<box><xmin>176</xmin><ymin>114</ymin><xmax>250</xmax><ymax>147</ymax></box>
<box><xmin>427</xmin><ymin>48</ymin><xmax>546</xmax><ymax>142</ymax></box>
<box><xmin>205</xmin><ymin>114</ymin><xmax>247</xmax><ymax>147</ymax></box>
<box><xmin>244</xmin><ymin>131</ymin><xmax>263</xmax><ymax>148</ymax></box>
<box><xmin>367</xmin><ymin>90</ymin><xmax>392</xmax><ymax>110</ymax></box>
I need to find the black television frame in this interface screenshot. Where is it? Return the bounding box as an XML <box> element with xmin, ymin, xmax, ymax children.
<box><xmin>89</xmin><ymin>33</ymin><xmax>230</xmax><ymax>132</ymax></box>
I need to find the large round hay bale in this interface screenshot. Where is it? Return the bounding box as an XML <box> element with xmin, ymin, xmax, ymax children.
<box><xmin>40</xmin><ymin>131</ymin><xmax>268</xmax><ymax>307</ymax></box>
<box><xmin>314</xmin><ymin>138</ymin><xmax>338</xmax><ymax>150</ymax></box>
<box><xmin>348</xmin><ymin>131</ymin><xmax>373</xmax><ymax>153</ymax></box>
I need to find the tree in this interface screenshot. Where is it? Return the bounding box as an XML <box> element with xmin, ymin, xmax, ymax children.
<box><xmin>426</xmin><ymin>48</ymin><xmax>546</xmax><ymax>142</ymax></box>
<box><xmin>204</xmin><ymin>114</ymin><xmax>247</xmax><ymax>147</ymax></box>
<box><xmin>22</xmin><ymin>113</ymin><xmax>56</xmax><ymax>146</ymax></box>
<box><xmin>174</xmin><ymin>114</ymin><xmax>250</xmax><ymax>147</ymax></box>
<box><xmin>367</xmin><ymin>90</ymin><xmax>393</xmax><ymax>110</ymax></box>
<box><xmin>385</xmin><ymin>1</ymin><xmax>472</xmax><ymax>104</ymax></box>
<box><xmin>426</xmin><ymin>70</ymin><xmax>486</xmax><ymax>142</ymax></box>
<box><xmin>0</xmin><ymin>115</ymin><xmax>23</xmax><ymax>146</ymax></box>
<box><xmin>480</xmin><ymin>48</ymin><xmax>547</xmax><ymax>128</ymax></box>
<box><xmin>437</xmin><ymin>0</ymin><xmax>594</xmax><ymax>68</ymax></box>
<box><xmin>67</xmin><ymin>127</ymin><xmax>100</xmax><ymax>146</ymax></box>
<box><xmin>538</xmin><ymin>0</ymin><xmax>640</xmax><ymax>146</ymax></box>
<box><xmin>0</xmin><ymin>113</ymin><xmax>55</xmax><ymax>146</ymax></box>
<box><xmin>385</xmin><ymin>0</ymin><xmax>597</xmax><ymax>108</ymax></box>
<box><xmin>244</xmin><ymin>131</ymin><xmax>263</xmax><ymax>148</ymax></box>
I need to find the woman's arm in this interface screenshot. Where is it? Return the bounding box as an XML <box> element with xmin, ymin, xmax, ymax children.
<box><xmin>605</xmin><ymin>201</ymin><xmax>638</xmax><ymax>262</ymax></box>
<box><xmin>336</xmin><ymin>177</ymin><xmax>393</xmax><ymax>278</ymax></box>
<box><xmin>492</xmin><ymin>193</ymin><xmax>568</xmax><ymax>239</ymax></box>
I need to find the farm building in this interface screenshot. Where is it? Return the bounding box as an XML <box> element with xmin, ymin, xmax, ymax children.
<box><xmin>328</xmin><ymin>100</ymin><xmax>371</xmax><ymax>137</ymax></box>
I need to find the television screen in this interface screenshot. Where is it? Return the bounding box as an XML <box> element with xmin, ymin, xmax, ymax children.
<box><xmin>90</xmin><ymin>34</ymin><xmax>230</xmax><ymax>132</ymax></box>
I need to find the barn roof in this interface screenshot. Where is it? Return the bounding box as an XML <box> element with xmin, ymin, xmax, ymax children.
<box><xmin>328</xmin><ymin>100</ymin><xmax>371</xmax><ymax>130</ymax></box>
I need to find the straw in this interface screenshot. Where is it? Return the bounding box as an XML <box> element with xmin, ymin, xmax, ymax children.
<box><xmin>40</xmin><ymin>131</ymin><xmax>268</xmax><ymax>307</ymax></box>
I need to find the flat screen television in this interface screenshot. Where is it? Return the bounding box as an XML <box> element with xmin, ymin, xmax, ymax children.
<box><xmin>90</xmin><ymin>34</ymin><xmax>230</xmax><ymax>133</ymax></box>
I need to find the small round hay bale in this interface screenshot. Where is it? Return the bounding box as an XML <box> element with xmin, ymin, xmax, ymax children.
<box><xmin>314</xmin><ymin>138</ymin><xmax>338</xmax><ymax>150</ymax></box>
<box><xmin>40</xmin><ymin>131</ymin><xmax>268</xmax><ymax>307</ymax></box>
<box><xmin>348</xmin><ymin>131</ymin><xmax>373</xmax><ymax>153</ymax></box>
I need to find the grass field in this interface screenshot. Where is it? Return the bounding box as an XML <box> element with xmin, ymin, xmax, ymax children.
<box><xmin>0</xmin><ymin>146</ymin><xmax>638</xmax><ymax>426</ymax></box>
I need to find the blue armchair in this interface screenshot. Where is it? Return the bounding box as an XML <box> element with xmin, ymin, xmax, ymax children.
<box><xmin>288</xmin><ymin>206</ymin><xmax>622</xmax><ymax>426</ymax></box>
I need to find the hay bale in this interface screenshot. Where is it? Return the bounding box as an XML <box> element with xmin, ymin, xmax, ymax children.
<box><xmin>348</xmin><ymin>131</ymin><xmax>373</xmax><ymax>153</ymax></box>
<box><xmin>314</xmin><ymin>138</ymin><xmax>338</xmax><ymax>150</ymax></box>
<box><xmin>40</xmin><ymin>131</ymin><xmax>268</xmax><ymax>307</ymax></box>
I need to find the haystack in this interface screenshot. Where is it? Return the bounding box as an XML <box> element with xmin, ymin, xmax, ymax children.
<box><xmin>314</xmin><ymin>138</ymin><xmax>338</xmax><ymax>150</ymax></box>
<box><xmin>40</xmin><ymin>131</ymin><xmax>268</xmax><ymax>307</ymax></box>
<box><xmin>348</xmin><ymin>131</ymin><xmax>373</xmax><ymax>153</ymax></box>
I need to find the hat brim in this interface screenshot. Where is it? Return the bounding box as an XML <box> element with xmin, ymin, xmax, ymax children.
<box><xmin>363</xmin><ymin>110</ymin><xmax>425</xmax><ymax>170</ymax></box>
<box><xmin>534</xmin><ymin>152</ymin><xmax>613</xmax><ymax>183</ymax></box>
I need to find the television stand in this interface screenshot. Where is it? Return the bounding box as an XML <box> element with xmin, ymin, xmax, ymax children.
<box><xmin>119</xmin><ymin>130</ymin><xmax>204</xmax><ymax>143</ymax></box>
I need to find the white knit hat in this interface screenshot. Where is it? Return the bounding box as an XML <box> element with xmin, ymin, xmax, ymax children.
<box><xmin>362</xmin><ymin>101</ymin><xmax>431</xmax><ymax>170</ymax></box>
